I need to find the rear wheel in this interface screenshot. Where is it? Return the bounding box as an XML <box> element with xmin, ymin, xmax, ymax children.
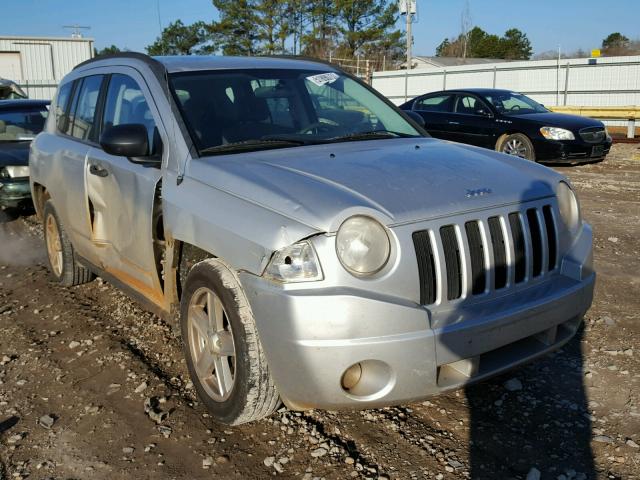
<box><xmin>496</xmin><ymin>133</ymin><xmax>536</xmax><ymax>161</ymax></box>
<box><xmin>43</xmin><ymin>200</ymin><xmax>94</xmax><ymax>286</ymax></box>
<box><xmin>180</xmin><ymin>258</ymin><xmax>280</xmax><ymax>425</ymax></box>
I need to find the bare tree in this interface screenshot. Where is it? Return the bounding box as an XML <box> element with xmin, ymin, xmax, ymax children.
<box><xmin>460</xmin><ymin>0</ymin><xmax>472</xmax><ymax>59</ymax></box>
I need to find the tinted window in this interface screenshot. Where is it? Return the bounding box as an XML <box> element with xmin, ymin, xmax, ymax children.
<box><xmin>455</xmin><ymin>95</ymin><xmax>491</xmax><ymax>116</ymax></box>
<box><xmin>54</xmin><ymin>82</ymin><xmax>73</xmax><ymax>133</ymax></box>
<box><xmin>484</xmin><ymin>92</ymin><xmax>548</xmax><ymax>116</ymax></box>
<box><xmin>70</xmin><ymin>75</ymin><xmax>104</xmax><ymax>141</ymax></box>
<box><xmin>102</xmin><ymin>74</ymin><xmax>159</xmax><ymax>155</ymax></box>
<box><xmin>0</xmin><ymin>106</ymin><xmax>49</xmax><ymax>141</ymax></box>
<box><xmin>414</xmin><ymin>94</ymin><xmax>454</xmax><ymax>112</ymax></box>
<box><xmin>170</xmin><ymin>69</ymin><xmax>419</xmax><ymax>154</ymax></box>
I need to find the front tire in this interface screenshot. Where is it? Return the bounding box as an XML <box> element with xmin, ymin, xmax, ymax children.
<box><xmin>496</xmin><ymin>133</ymin><xmax>536</xmax><ymax>161</ymax></box>
<box><xmin>42</xmin><ymin>200</ymin><xmax>94</xmax><ymax>286</ymax></box>
<box><xmin>180</xmin><ymin>258</ymin><xmax>280</xmax><ymax>425</ymax></box>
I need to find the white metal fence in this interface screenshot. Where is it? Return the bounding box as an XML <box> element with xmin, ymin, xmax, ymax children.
<box><xmin>372</xmin><ymin>55</ymin><xmax>640</xmax><ymax>115</ymax></box>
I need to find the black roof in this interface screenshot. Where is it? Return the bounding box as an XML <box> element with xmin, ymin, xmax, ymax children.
<box><xmin>0</xmin><ymin>99</ymin><xmax>50</xmax><ymax>109</ymax></box>
<box><xmin>428</xmin><ymin>88</ymin><xmax>516</xmax><ymax>96</ymax></box>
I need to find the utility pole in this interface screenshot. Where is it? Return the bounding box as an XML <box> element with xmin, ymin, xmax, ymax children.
<box><xmin>399</xmin><ymin>0</ymin><xmax>416</xmax><ymax>69</ymax></box>
<box><xmin>399</xmin><ymin>0</ymin><xmax>416</xmax><ymax>101</ymax></box>
<box><xmin>406</xmin><ymin>9</ymin><xmax>412</xmax><ymax>69</ymax></box>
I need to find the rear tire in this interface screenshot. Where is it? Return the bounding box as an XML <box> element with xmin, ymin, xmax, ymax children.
<box><xmin>42</xmin><ymin>200</ymin><xmax>94</xmax><ymax>286</ymax></box>
<box><xmin>496</xmin><ymin>133</ymin><xmax>536</xmax><ymax>161</ymax></box>
<box><xmin>180</xmin><ymin>258</ymin><xmax>280</xmax><ymax>425</ymax></box>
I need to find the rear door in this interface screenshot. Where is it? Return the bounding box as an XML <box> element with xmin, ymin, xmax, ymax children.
<box><xmin>50</xmin><ymin>75</ymin><xmax>106</xmax><ymax>263</ymax></box>
<box><xmin>411</xmin><ymin>93</ymin><xmax>457</xmax><ymax>141</ymax></box>
<box><xmin>448</xmin><ymin>94</ymin><xmax>499</xmax><ymax>148</ymax></box>
<box><xmin>84</xmin><ymin>69</ymin><xmax>166</xmax><ymax>307</ymax></box>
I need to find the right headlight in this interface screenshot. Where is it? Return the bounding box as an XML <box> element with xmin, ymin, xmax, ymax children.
<box><xmin>540</xmin><ymin>127</ymin><xmax>575</xmax><ymax>141</ymax></box>
<box><xmin>264</xmin><ymin>240</ymin><xmax>323</xmax><ymax>283</ymax></box>
<box><xmin>336</xmin><ymin>216</ymin><xmax>391</xmax><ymax>276</ymax></box>
<box><xmin>557</xmin><ymin>181</ymin><xmax>581</xmax><ymax>235</ymax></box>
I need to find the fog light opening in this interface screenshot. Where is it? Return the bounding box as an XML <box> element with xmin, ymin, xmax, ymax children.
<box><xmin>340</xmin><ymin>360</ymin><xmax>394</xmax><ymax>400</ymax></box>
<box><xmin>341</xmin><ymin>363</ymin><xmax>363</xmax><ymax>391</ymax></box>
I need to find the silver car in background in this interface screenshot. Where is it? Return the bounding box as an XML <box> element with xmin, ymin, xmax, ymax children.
<box><xmin>29</xmin><ymin>53</ymin><xmax>594</xmax><ymax>425</ymax></box>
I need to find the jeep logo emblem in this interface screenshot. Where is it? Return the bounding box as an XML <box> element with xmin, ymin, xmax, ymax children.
<box><xmin>466</xmin><ymin>188</ymin><xmax>493</xmax><ymax>198</ymax></box>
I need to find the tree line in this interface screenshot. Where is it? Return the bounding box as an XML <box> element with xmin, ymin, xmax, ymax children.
<box><xmin>435</xmin><ymin>26</ymin><xmax>532</xmax><ymax>60</ymax></box>
<box><xmin>94</xmin><ymin>1</ymin><xmax>640</xmax><ymax>71</ymax></box>
<box><xmin>140</xmin><ymin>0</ymin><xmax>404</xmax><ymax>65</ymax></box>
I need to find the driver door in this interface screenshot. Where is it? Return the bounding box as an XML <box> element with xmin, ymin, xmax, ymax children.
<box><xmin>84</xmin><ymin>70</ymin><xmax>166</xmax><ymax>308</ymax></box>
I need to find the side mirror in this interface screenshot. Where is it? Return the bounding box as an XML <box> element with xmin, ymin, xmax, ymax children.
<box><xmin>100</xmin><ymin>124</ymin><xmax>150</xmax><ymax>159</ymax></box>
<box><xmin>405</xmin><ymin>110</ymin><xmax>426</xmax><ymax>128</ymax></box>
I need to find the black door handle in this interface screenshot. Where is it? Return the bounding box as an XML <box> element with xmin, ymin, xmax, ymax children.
<box><xmin>89</xmin><ymin>164</ymin><xmax>108</xmax><ymax>177</ymax></box>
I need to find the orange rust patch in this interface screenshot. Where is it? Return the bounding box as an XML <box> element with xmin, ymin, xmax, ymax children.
<box><xmin>105</xmin><ymin>266</ymin><xmax>166</xmax><ymax>309</ymax></box>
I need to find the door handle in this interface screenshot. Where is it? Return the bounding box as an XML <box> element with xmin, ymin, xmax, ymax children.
<box><xmin>448</xmin><ymin>121</ymin><xmax>460</xmax><ymax>125</ymax></box>
<box><xmin>89</xmin><ymin>164</ymin><xmax>108</xmax><ymax>177</ymax></box>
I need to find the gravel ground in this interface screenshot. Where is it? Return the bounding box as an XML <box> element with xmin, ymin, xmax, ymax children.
<box><xmin>1</xmin><ymin>144</ymin><xmax>639</xmax><ymax>480</ymax></box>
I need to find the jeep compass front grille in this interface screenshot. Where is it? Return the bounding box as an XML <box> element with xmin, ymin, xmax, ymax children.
<box><xmin>413</xmin><ymin>204</ymin><xmax>558</xmax><ymax>305</ymax></box>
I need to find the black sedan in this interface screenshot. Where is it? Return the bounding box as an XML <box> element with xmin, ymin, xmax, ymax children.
<box><xmin>0</xmin><ymin>99</ymin><xmax>50</xmax><ymax>209</ymax></box>
<box><xmin>400</xmin><ymin>88</ymin><xmax>612</xmax><ymax>163</ymax></box>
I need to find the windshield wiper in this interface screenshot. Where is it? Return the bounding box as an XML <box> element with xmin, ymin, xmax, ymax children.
<box><xmin>199</xmin><ymin>138</ymin><xmax>308</xmax><ymax>156</ymax></box>
<box><xmin>325</xmin><ymin>130</ymin><xmax>419</xmax><ymax>143</ymax></box>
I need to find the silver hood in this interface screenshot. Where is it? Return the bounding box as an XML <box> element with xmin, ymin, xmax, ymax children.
<box><xmin>193</xmin><ymin>138</ymin><xmax>562</xmax><ymax>232</ymax></box>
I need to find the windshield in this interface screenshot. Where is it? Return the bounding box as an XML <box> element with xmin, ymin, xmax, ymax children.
<box><xmin>0</xmin><ymin>105</ymin><xmax>49</xmax><ymax>141</ymax></box>
<box><xmin>169</xmin><ymin>69</ymin><xmax>421</xmax><ymax>156</ymax></box>
<box><xmin>484</xmin><ymin>92</ymin><xmax>548</xmax><ymax>116</ymax></box>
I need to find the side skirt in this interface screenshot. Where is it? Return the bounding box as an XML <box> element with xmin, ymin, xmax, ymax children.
<box><xmin>76</xmin><ymin>255</ymin><xmax>172</xmax><ymax>322</ymax></box>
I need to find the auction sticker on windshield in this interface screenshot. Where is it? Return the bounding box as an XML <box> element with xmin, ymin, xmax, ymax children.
<box><xmin>306</xmin><ymin>72</ymin><xmax>340</xmax><ymax>86</ymax></box>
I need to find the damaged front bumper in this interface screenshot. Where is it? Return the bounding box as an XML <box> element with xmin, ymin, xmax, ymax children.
<box><xmin>239</xmin><ymin>224</ymin><xmax>595</xmax><ymax>411</ymax></box>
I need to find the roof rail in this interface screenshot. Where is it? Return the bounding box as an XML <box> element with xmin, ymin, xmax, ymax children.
<box><xmin>74</xmin><ymin>51</ymin><xmax>163</xmax><ymax>71</ymax></box>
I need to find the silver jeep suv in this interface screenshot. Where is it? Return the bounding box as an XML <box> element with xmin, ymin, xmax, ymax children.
<box><xmin>30</xmin><ymin>53</ymin><xmax>594</xmax><ymax>425</ymax></box>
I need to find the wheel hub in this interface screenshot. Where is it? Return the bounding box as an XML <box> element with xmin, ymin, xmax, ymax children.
<box><xmin>187</xmin><ymin>287</ymin><xmax>236</xmax><ymax>402</ymax></box>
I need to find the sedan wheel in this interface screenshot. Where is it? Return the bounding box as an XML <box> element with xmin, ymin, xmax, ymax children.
<box><xmin>187</xmin><ymin>287</ymin><xmax>236</xmax><ymax>401</ymax></box>
<box><xmin>497</xmin><ymin>133</ymin><xmax>536</xmax><ymax>161</ymax></box>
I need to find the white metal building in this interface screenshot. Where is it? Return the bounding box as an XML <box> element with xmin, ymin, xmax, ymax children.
<box><xmin>0</xmin><ymin>36</ymin><xmax>94</xmax><ymax>99</ymax></box>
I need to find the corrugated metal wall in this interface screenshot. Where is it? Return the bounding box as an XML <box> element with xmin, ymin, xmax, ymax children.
<box><xmin>372</xmin><ymin>55</ymin><xmax>640</xmax><ymax>111</ymax></box>
<box><xmin>0</xmin><ymin>36</ymin><xmax>93</xmax><ymax>99</ymax></box>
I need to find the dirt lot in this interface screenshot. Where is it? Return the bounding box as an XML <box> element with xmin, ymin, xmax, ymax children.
<box><xmin>1</xmin><ymin>144</ymin><xmax>639</xmax><ymax>480</ymax></box>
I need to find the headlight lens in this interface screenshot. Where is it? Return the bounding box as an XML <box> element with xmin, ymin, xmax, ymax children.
<box><xmin>540</xmin><ymin>127</ymin><xmax>575</xmax><ymax>141</ymax></box>
<box><xmin>336</xmin><ymin>216</ymin><xmax>390</xmax><ymax>275</ymax></box>
<box><xmin>1</xmin><ymin>166</ymin><xmax>30</xmax><ymax>178</ymax></box>
<box><xmin>557</xmin><ymin>181</ymin><xmax>581</xmax><ymax>235</ymax></box>
<box><xmin>264</xmin><ymin>240</ymin><xmax>323</xmax><ymax>283</ymax></box>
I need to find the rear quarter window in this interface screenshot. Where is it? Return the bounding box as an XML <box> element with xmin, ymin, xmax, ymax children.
<box><xmin>54</xmin><ymin>81</ymin><xmax>74</xmax><ymax>134</ymax></box>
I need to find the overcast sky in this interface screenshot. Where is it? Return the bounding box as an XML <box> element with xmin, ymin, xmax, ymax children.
<box><xmin>1</xmin><ymin>0</ymin><xmax>638</xmax><ymax>56</ymax></box>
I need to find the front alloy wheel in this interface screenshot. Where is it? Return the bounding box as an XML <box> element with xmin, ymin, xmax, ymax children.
<box><xmin>498</xmin><ymin>133</ymin><xmax>536</xmax><ymax>161</ymax></box>
<box><xmin>187</xmin><ymin>287</ymin><xmax>236</xmax><ymax>401</ymax></box>
<box><xmin>180</xmin><ymin>258</ymin><xmax>280</xmax><ymax>425</ymax></box>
